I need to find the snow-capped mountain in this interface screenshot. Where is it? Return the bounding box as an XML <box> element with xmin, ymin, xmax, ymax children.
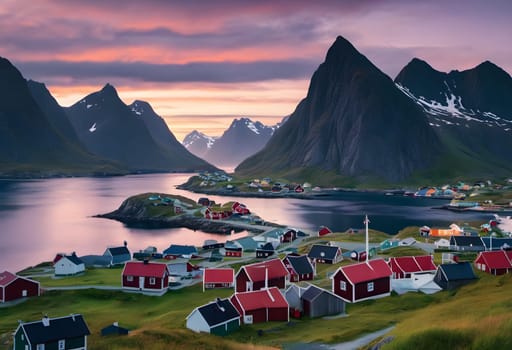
<box><xmin>183</xmin><ymin>117</ymin><xmax>283</xmax><ymax>168</ymax></box>
<box><xmin>182</xmin><ymin>130</ymin><xmax>218</xmax><ymax>158</ymax></box>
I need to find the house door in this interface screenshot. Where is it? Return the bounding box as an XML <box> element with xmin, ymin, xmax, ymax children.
<box><xmin>22</xmin><ymin>290</ymin><xmax>27</xmax><ymax>297</ymax></box>
<box><xmin>139</xmin><ymin>277</ymin><xmax>145</xmax><ymax>290</ymax></box>
<box><xmin>246</xmin><ymin>281</ymin><xmax>253</xmax><ymax>291</ymax></box>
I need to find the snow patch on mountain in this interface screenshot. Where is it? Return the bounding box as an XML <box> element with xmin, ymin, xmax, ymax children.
<box><xmin>89</xmin><ymin>123</ymin><xmax>97</xmax><ymax>132</ymax></box>
<box><xmin>396</xmin><ymin>83</ymin><xmax>512</xmax><ymax>131</ymax></box>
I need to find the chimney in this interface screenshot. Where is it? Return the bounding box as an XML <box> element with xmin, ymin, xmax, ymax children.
<box><xmin>216</xmin><ymin>298</ymin><xmax>225</xmax><ymax>312</ymax></box>
<box><xmin>71</xmin><ymin>314</ymin><xmax>76</xmax><ymax>321</ymax></box>
<box><xmin>124</xmin><ymin>240</ymin><xmax>127</xmax><ymax>247</ymax></box>
<box><xmin>113</xmin><ymin>322</ymin><xmax>119</xmax><ymax>327</ymax></box>
<box><xmin>42</xmin><ymin>315</ymin><xmax>50</xmax><ymax>327</ymax></box>
<box><xmin>143</xmin><ymin>259</ymin><xmax>149</xmax><ymax>265</ymax></box>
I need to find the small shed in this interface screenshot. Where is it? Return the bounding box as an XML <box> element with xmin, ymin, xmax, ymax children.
<box><xmin>434</xmin><ymin>238</ymin><xmax>451</xmax><ymax>249</ymax></box>
<box><xmin>256</xmin><ymin>242</ymin><xmax>275</xmax><ymax>258</ymax></box>
<box><xmin>203</xmin><ymin>268</ymin><xmax>235</xmax><ymax>291</ymax></box>
<box><xmin>101</xmin><ymin>322</ymin><xmax>129</xmax><ymax>336</ymax></box>
<box><xmin>434</xmin><ymin>262</ymin><xmax>478</xmax><ymax>290</ymax></box>
<box><xmin>283</xmin><ymin>229</ymin><xmax>298</xmax><ymax>243</ymax></box>
<box><xmin>301</xmin><ymin>284</ymin><xmax>345</xmax><ymax>318</ymax></box>
<box><xmin>122</xmin><ymin>261</ymin><xmax>169</xmax><ymax>295</ymax></box>
<box><xmin>307</xmin><ymin>245</ymin><xmax>342</xmax><ymax>264</ymax></box>
<box><xmin>282</xmin><ymin>254</ymin><xmax>315</xmax><ymax>282</ymax></box>
<box><xmin>104</xmin><ymin>245</ymin><xmax>131</xmax><ymax>266</ymax></box>
<box><xmin>230</xmin><ymin>287</ymin><xmax>289</xmax><ymax>324</ymax></box>
<box><xmin>163</xmin><ymin>244</ymin><xmax>198</xmax><ymax>259</ymax></box>
<box><xmin>186</xmin><ymin>298</ymin><xmax>240</xmax><ymax>335</ymax></box>
<box><xmin>318</xmin><ymin>226</ymin><xmax>332</xmax><ymax>237</ymax></box>
<box><xmin>449</xmin><ymin>236</ymin><xmax>485</xmax><ymax>252</ymax></box>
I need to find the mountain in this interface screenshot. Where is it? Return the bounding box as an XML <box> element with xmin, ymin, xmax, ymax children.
<box><xmin>182</xmin><ymin>130</ymin><xmax>218</xmax><ymax>158</ymax></box>
<box><xmin>65</xmin><ymin>84</ymin><xmax>216</xmax><ymax>172</ymax></box>
<box><xmin>236</xmin><ymin>36</ymin><xmax>440</xmax><ymax>183</ymax></box>
<box><xmin>395</xmin><ymin>59</ymin><xmax>512</xmax><ymax>177</ymax></box>
<box><xmin>183</xmin><ymin>117</ymin><xmax>278</xmax><ymax>168</ymax></box>
<box><xmin>0</xmin><ymin>57</ymin><xmax>121</xmax><ymax>176</ymax></box>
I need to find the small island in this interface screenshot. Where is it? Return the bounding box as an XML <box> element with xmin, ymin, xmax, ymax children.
<box><xmin>95</xmin><ymin>192</ymin><xmax>281</xmax><ymax>234</ymax></box>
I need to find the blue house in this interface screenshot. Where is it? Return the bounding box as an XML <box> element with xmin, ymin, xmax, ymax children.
<box><xmin>163</xmin><ymin>244</ymin><xmax>198</xmax><ymax>258</ymax></box>
<box><xmin>104</xmin><ymin>244</ymin><xmax>131</xmax><ymax>266</ymax></box>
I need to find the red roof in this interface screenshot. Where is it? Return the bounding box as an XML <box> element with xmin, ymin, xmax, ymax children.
<box><xmin>318</xmin><ymin>226</ymin><xmax>332</xmax><ymax>236</ymax></box>
<box><xmin>204</xmin><ymin>268</ymin><xmax>234</xmax><ymax>284</ymax></box>
<box><xmin>337</xmin><ymin>259</ymin><xmax>392</xmax><ymax>284</ymax></box>
<box><xmin>476</xmin><ymin>251</ymin><xmax>512</xmax><ymax>269</ymax></box>
<box><xmin>0</xmin><ymin>271</ymin><xmax>17</xmax><ymax>287</ymax></box>
<box><xmin>123</xmin><ymin>261</ymin><xmax>168</xmax><ymax>277</ymax></box>
<box><xmin>389</xmin><ymin>255</ymin><xmax>437</xmax><ymax>274</ymax></box>
<box><xmin>232</xmin><ymin>287</ymin><xmax>288</xmax><ymax>311</ymax></box>
<box><xmin>243</xmin><ymin>258</ymin><xmax>289</xmax><ymax>281</ymax></box>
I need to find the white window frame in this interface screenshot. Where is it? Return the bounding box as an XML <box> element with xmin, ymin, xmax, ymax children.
<box><xmin>340</xmin><ymin>281</ymin><xmax>347</xmax><ymax>291</ymax></box>
<box><xmin>127</xmin><ymin>275</ymin><xmax>134</xmax><ymax>282</ymax></box>
<box><xmin>149</xmin><ymin>277</ymin><xmax>156</xmax><ymax>285</ymax></box>
<box><xmin>367</xmin><ymin>282</ymin><xmax>374</xmax><ymax>292</ymax></box>
<box><xmin>36</xmin><ymin>344</ymin><xmax>45</xmax><ymax>350</ymax></box>
<box><xmin>58</xmin><ymin>339</ymin><xmax>65</xmax><ymax>350</ymax></box>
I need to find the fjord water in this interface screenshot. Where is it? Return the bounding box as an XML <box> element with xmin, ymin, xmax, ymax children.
<box><xmin>0</xmin><ymin>174</ymin><xmax>491</xmax><ymax>273</ymax></box>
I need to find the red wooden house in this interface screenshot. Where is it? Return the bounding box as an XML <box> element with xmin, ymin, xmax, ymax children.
<box><xmin>294</xmin><ymin>185</ymin><xmax>304</xmax><ymax>193</ymax></box>
<box><xmin>232</xmin><ymin>202</ymin><xmax>250</xmax><ymax>215</ymax></box>
<box><xmin>332</xmin><ymin>259</ymin><xmax>392</xmax><ymax>303</ymax></box>
<box><xmin>230</xmin><ymin>287</ymin><xmax>289</xmax><ymax>324</ymax></box>
<box><xmin>204</xmin><ymin>208</ymin><xmax>231</xmax><ymax>220</ymax></box>
<box><xmin>122</xmin><ymin>261</ymin><xmax>169</xmax><ymax>295</ymax></box>
<box><xmin>388</xmin><ymin>255</ymin><xmax>437</xmax><ymax>279</ymax></box>
<box><xmin>0</xmin><ymin>271</ymin><xmax>40</xmax><ymax>303</ymax></box>
<box><xmin>283</xmin><ymin>229</ymin><xmax>298</xmax><ymax>243</ymax></box>
<box><xmin>203</xmin><ymin>268</ymin><xmax>235</xmax><ymax>291</ymax></box>
<box><xmin>235</xmin><ymin>258</ymin><xmax>289</xmax><ymax>293</ymax></box>
<box><xmin>282</xmin><ymin>254</ymin><xmax>315</xmax><ymax>282</ymax></box>
<box><xmin>474</xmin><ymin>250</ymin><xmax>512</xmax><ymax>275</ymax></box>
<box><xmin>318</xmin><ymin>226</ymin><xmax>332</xmax><ymax>236</ymax></box>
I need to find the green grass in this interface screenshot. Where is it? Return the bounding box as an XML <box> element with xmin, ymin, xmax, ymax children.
<box><xmin>31</xmin><ymin>267</ymin><xmax>124</xmax><ymax>287</ymax></box>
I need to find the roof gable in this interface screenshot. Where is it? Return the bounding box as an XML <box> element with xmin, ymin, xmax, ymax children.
<box><xmin>0</xmin><ymin>271</ymin><xmax>17</xmax><ymax>287</ymax></box>
<box><xmin>21</xmin><ymin>315</ymin><xmax>90</xmax><ymax>344</ymax></box>
<box><xmin>194</xmin><ymin>298</ymin><xmax>240</xmax><ymax>326</ymax></box>
<box><xmin>390</xmin><ymin>255</ymin><xmax>436</xmax><ymax>274</ymax></box>
<box><xmin>61</xmin><ymin>254</ymin><xmax>83</xmax><ymax>266</ymax></box>
<box><xmin>301</xmin><ymin>284</ymin><xmax>343</xmax><ymax>303</ymax></box>
<box><xmin>308</xmin><ymin>245</ymin><xmax>340</xmax><ymax>259</ymax></box>
<box><xmin>336</xmin><ymin>259</ymin><xmax>392</xmax><ymax>284</ymax></box>
<box><xmin>163</xmin><ymin>244</ymin><xmax>198</xmax><ymax>255</ymax></box>
<box><xmin>414</xmin><ymin>255</ymin><xmax>437</xmax><ymax>271</ymax></box>
<box><xmin>242</xmin><ymin>258</ymin><xmax>289</xmax><ymax>281</ymax></box>
<box><xmin>232</xmin><ymin>287</ymin><xmax>288</xmax><ymax>310</ymax></box>
<box><xmin>450</xmin><ymin>236</ymin><xmax>484</xmax><ymax>246</ymax></box>
<box><xmin>284</xmin><ymin>255</ymin><xmax>314</xmax><ymax>275</ymax></box>
<box><xmin>476</xmin><ymin>251</ymin><xmax>512</xmax><ymax>269</ymax></box>
<box><xmin>106</xmin><ymin>246</ymin><xmax>130</xmax><ymax>256</ymax></box>
<box><xmin>123</xmin><ymin>261</ymin><xmax>167</xmax><ymax>277</ymax></box>
<box><xmin>204</xmin><ymin>268</ymin><xmax>234</xmax><ymax>284</ymax></box>
<box><xmin>439</xmin><ymin>262</ymin><xmax>477</xmax><ymax>281</ymax></box>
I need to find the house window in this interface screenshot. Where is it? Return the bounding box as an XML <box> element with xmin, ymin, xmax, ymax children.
<box><xmin>367</xmin><ymin>282</ymin><xmax>374</xmax><ymax>292</ymax></box>
<box><xmin>58</xmin><ymin>339</ymin><xmax>65</xmax><ymax>350</ymax></box>
<box><xmin>21</xmin><ymin>334</ymin><xmax>24</xmax><ymax>341</ymax></box>
<box><xmin>127</xmin><ymin>275</ymin><xmax>134</xmax><ymax>282</ymax></box>
<box><xmin>149</xmin><ymin>277</ymin><xmax>156</xmax><ymax>285</ymax></box>
<box><xmin>340</xmin><ymin>281</ymin><xmax>347</xmax><ymax>291</ymax></box>
<box><xmin>36</xmin><ymin>344</ymin><xmax>45</xmax><ymax>350</ymax></box>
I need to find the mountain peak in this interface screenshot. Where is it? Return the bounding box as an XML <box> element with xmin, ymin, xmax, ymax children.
<box><xmin>324</xmin><ymin>35</ymin><xmax>360</xmax><ymax>64</ymax></box>
<box><xmin>129</xmin><ymin>100</ymin><xmax>155</xmax><ymax>116</ymax></box>
<box><xmin>101</xmin><ymin>83</ymin><xmax>117</xmax><ymax>94</ymax></box>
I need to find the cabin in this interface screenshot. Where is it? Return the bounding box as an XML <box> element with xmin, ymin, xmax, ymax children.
<box><xmin>0</xmin><ymin>271</ymin><xmax>40</xmax><ymax>303</ymax></box>
<box><xmin>449</xmin><ymin>236</ymin><xmax>485</xmax><ymax>252</ymax></box>
<box><xmin>256</xmin><ymin>242</ymin><xmax>275</xmax><ymax>258</ymax></box>
<box><xmin>282</xmin><ymin>229</ymin><xmax>298</xmax><ymax>243</ymax></box>
<box><xmin>101</xmin><ymin>322</ymin><xmax>129</xmax><ymax>336</ymax></box>
<box><xmin>232</xmin><ymin>237</ymin><xmax>259</xmax><ymax>252</ymax></box>
<box><xmin>301</xmin><ymin>284</ymin><xmax>345</xmax><ymax>318</ymax></box>
<box><xmin>79</xmin><ymin>255</ymin><xmax>111</xmax><ymax>268</ymax></box>
<box><xmin>318</xmin><ymin>226</ymin><xmax>332</xmax><ymax>237</ymax></box>
<box><xmin>186</xmin><ymin>298</ymin><xmax>240</xmax><ymax>335</ymax></box>
<box><xmin>167</xmin><ymin>262</ymin><xmax>200</xmax><ymax>278</ymax></box>
<box><xmin>434</xmin><ymin>262</ymin><xmax>478</xmax><ymax>290</ymax></box>
<box><xmin>204</xmin><ymin>207</ymin><xmax>231</xmax><ymax>220</ymax></box>
<box><xmin>307</xmin><ymin>244</ymin><xmax>342</xmax><ymax>264</ymax></box>
<box><xmin>232</xmin><ymin>202</ymin><xmax>250</xmax><ymax>215</ymax></box>
<box><xmin>474</xmin><ymin>251</ymin><xmax>512</xmax><ymax>275</ymax></box>
<box><xmin>54</xmin><ymin>253</ymin><xmax>85</xmax><ymax>276</ymax></box>
<box><xmin>103</xmin><ymin>245</ymin><xmax>131</xmax><ymax>266</ymax></box>
<box><xmin>331</xmin><ymin>259</ymin><xmax>392</xmax><ymax>303</ymax></box>
<box><xmin>434</xmin><ymin>238</ymin><xmax>451</xmax><ymax>249</ymax></box>
<box><xmin>203</xmin><ymin>268</ymin><xmax>235</xmax><ymax>291</ymax></box>
<box><xmin>122</xmin><ymin>261</ymin><xmax>169</xmax><ymax>295</ymax></box>
<box><xmin>235</xmin><ymin>258</ymin><xmax>289</xmax><ymax>293</ymax></box>
<box><xmin>282</xmin><ymin>254</ymin><xmax>315</xmax><ymax>282</ymax></box>
<box><xmin>388</xmin><ymin>255</ymin><xmax>437</xmax><ymax>279</ymax></box>
<box><xmin>230</xmin><ymin>287</ymin><xmax>289</xmax><ymax>324</ymax></box>
<box><xmin>163</xmin><ymin>244</ymin><xmax>198</xmax><ymax>259</ymax></box>
<box><xmin>13</xmin><ymin>314</ymin><xmax>90</xmax><ymax>350</ymax></box>
<box><xmin>481</xmin><ymin>237</ymin><xmax>512</xmax><ymax>251</ymax></box>
<box><xmin>224</xmin><ymin>241</ymin><xmax>243</xmax><ymax>257</ymax></box>
<box><xmin>294</xmin><ymin>185</ymin><xmax>304</xmax><ymax>193</ymax></box>
<box><xmin>379</xmin><ymin>239</ymin><xmax>400</xmax><ymax>251</ymax></box>
<box><xmin>197</xmin><ymin>197</ymin><xmax>211</xmax><ymax>206</ymax></box>
<box><xmin>426</xmin><ymin>224</ymin><xmax>463</xmax><ymax>237</ymax></box>
<box><xmin>284</xmin><ymin>284</ymin><xmax>305</xmax><ymax>312</ymax></box>
<box><xmin>349</xmin><ymin>248</ymin><xmax>377</xmax><ymax>262</ymax></box>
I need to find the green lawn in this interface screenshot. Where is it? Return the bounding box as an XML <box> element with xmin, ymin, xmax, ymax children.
<box><xmin>32</xmin><ymin>267</ymin><xmax>124</xmax><ymax>287</ymax></box>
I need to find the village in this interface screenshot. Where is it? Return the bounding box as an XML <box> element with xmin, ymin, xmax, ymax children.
<box><xmin>2</xmin><ymin>193</ymin><xmax>512</xmax><ymax>350</ymax></box>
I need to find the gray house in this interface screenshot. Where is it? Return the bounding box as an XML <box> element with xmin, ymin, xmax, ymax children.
<box><xmin>104</xmin><ymin>245</ymin><xmax>131</xmax><ymax>265</ymax></box>
<box><xmin>301</xmin><ymin>284</ymin><xmax>345</xmax><ymax>318</ymax></box>
<box><xmin>13</xmin><ymin>314</ymin><xmax>90</xmax><ymax>350</ymax></box>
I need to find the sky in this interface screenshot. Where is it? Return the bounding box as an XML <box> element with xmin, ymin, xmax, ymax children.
<box><xmin>1</xmin><ymin>0</ymin><xmax>511</xmax><ymax>141</ymax></box>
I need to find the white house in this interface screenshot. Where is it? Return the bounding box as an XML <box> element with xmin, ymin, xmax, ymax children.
<box><xmin>434</xmin><ymin>238</ymin><xmax>451</xmax><ymax>249</ymax></box>
<box><xmin>54</xmin><ymin>253</ymin><xmax>85</xmax><ymax>276</ymax></box>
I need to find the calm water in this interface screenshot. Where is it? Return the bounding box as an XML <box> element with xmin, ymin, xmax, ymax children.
<box><xmin>0</xmin><ymin>174</ymin><xmax>492</xmax><ymax>273</ymax></box>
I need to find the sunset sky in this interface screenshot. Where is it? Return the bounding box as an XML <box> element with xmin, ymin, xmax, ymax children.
<box><xmin>2</xmin><ymin>0</ymin><xmax>511</xmax><ymax>141</ymax></box>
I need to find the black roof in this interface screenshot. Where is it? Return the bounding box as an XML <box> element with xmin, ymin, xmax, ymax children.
<box><xmin>285</xmin><ymin>255</ymin><xmax>314</xmax><ymax>275</ymax></box>
<box><xmin>64</xmin><ymin>254</ymin><xmax>83</xmax><ymax>266</ymax></box>
<box><xmin>438</xmin><ymin>262</ymin><xmax>478</xmax><ymax>281</ymax></box>
<box><xmin>258</xmin><ymin>242</ymin><xmax>275</xmax><ymax>251</ymax></box>
<box><xmin>21</xmin><ymin>315</ymin><xmax>90</xmax><ymax>344</ymax></box>
<box><xmin>481</xmin><ymin>237</ymin><xmax>512</xmax><ymax>249</ymax></box>
<box><xmin>101</xmin><ymin>323</ymin><xmax>129</xmax><ymax>336</ymax></box>
<box><xmin>107</xmin><ymin>246</ymin><xmax>130</xmax><ymax>256</ymax></box>
<box><xmin>196</xmin><ymin>298</ymin><xmax>240</xmax><ymax>327</ymax></box>
<box><xmin>449</xmin><ymin>236</ymin><xmax>484</xmax><ymax>246</ymax></box>
<box><xmin>308</xmin><ymin>245</ymin><xmax>340</xmax><ymax>260</ymax></box>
